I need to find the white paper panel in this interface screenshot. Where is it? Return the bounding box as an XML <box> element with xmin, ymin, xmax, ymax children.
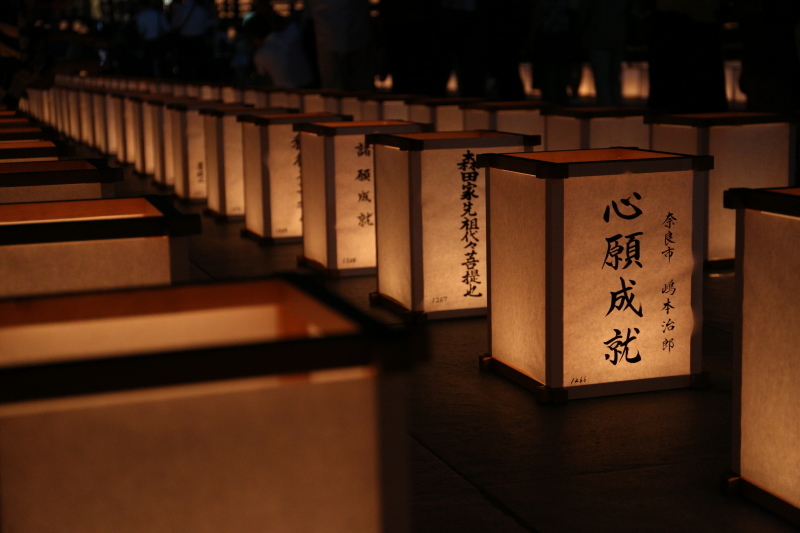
<box><xmin>304</xmin><ymin>94</ymin><xmax>325</xmax><ymax>113</ymax></box>
<box><xmin>269</xmin><ymin>91</ymin><xmax>288</xmax><ymax>108</ymax></box>
<box><xmin>142</xmin><ymin>103</ymin><xmax>156</xmax><ymax>175</ymax></box>
<box><xmin>323</xmin><ymin>96</ymin><xmax>340</xmax><ymax>114</ymax></box>
<box><xmin>186</xmin><ymin>85</ymin><xmax>200</xmax><ymax>98</ymax></box>
<box><xmin>68</xmin><ymin>91</ymin><xmax>80</xmax><ymax>140</ymax></box>
<box><xmin>123</xmin><ymin>99</ymin><xmax>137</xmax><ymax>165</ymax></box>
<box><xmin>221</xmin><ymin>86</ymin><xmax>241</xmax><ymax>104</ymax></box>
<box><xmin>79</xmin><ymin>92</ymin><xmax>94</xmax><ymax>146</ymax></box>
<box><xmin>267</xmin><ymin>124</ymin><xmax>303</xmax><ymax>239</ymax></box>
<box><xmin>242</xmin><ymin>123</ymin><xmax>267</xmax><ymax>236</ymax></box>
<box><xmin>420</xmin><ymin>146</ymin><xmax>513</xmax><ymax>313</ymax></box>
<box><xmin>221</xmin><ymin>115</ymin><xmax>245</xmax><ymax>215</ymax></box>
<box><xmin>463</xmin><ymin>109</ymin><xmax>490</xmax><ymax>131</ymax></box>
<box><xmin>92</xmin><ymin>94</ymin><xmax>107</xmax><ymax>153</ymax></box>
<box><xmin>436</xmin><ymin>106</ymin><xmax>464</xmax><ymax>132</ymax></box>
<box><xmin>562</xmin><ymin>170</ymin><xmax>695</xmax><ymax>388</ymax></box>
<box><xmin>341</xmin><ymin>97</ymin><xmax>362</xmax><ymax>121</ymax></box>
<box><xmin>0</xmin><ymin>236</ymin><xmax>172</xmax><ymax>298</ymax></box>
<box><xmin>546</xmin><ymin>116</ymin><xmax>581</xmax><ymax>151</ymax></box>
<box><xmin>300</xmin><ymin>133</ymin><xmax>328</xmax><ymax>265</ymax></box>
<box><xmin>150</xmin><ymin>105</ymin><xmax>165</xmax><ymax>184</ymax></box>
<box><xmin>171</xmin><ymin>110</ymin><xmax>188</xmax><ymax>196</ymax></box>
<box><xmin>407</xmin><ymin>105</ymin><xmax>432</xmax><ymax>126</ymax></box>
<box><xmin>497</xmin><ymin>110</ymin><xmax>545</xmax><ymax>139</ymax></box>
<box><xmin>334</xmin><ymin>135</ymin><xmax>377</xmax><ymax>269</ymax></box>
<box><xmin>375</xmin><ymin>145</ymin><xmax>412</xmax><ymax>309</ymax></box>
<box><xmin>650</xmin><ymin>124</ymin><xmax>696</xmax><ymax>157</ymax></box>
<box><xmin>243</xmin><ymin>89</ymin><xmax>258</xmax><ymax>106</ymax></box>
<box><xmin>132</xmin><ymin>101</ymin><xmax>145</xmax><ymax>173</ymax></box>
<box><xmin>106</xmin><ymin>95</ymin><xmax>119</xmax><ymax>156</ymax></box>
<box><xmin>286</xmin><ymin>93</ymin><xmax>302</xmax><ymax>111</ymax></box>
<box><xmin>186</xmin><ymin>110</ymin><xmax>207</xmax><ymax>199</ymax></box>
<box><xmin>740</xmin><ymin>209</ymin><xmax>800</xmax><ymax>511</ymax></box>
<box><xmin>489</xmin><ymin>168</ymin><xmax>546</xmax><ymax>383</ymax></box>
<box><xmin>361</xmin><ymin>101</ymin><xmax>380</xmax><ymax>120</ymax></box>
<box><xmin>0</xmin><ymin>372</ymin><xmax>381</xmax><ymax>533</ymax></box>
<box><xmin>204</xmin><ymin>115</ymin><xmax>222</xmax><ymax>211</ymax></box>
<box><xmin>383</xmin><ymin>101</ymin><xmax>408</xmax><ymax>121</ymax></box>
<box><xmin>589</xmin><ymin>116</ymin><xmax>650</xmax><ymax>150</ymax></box>
<box><xmin>707</xmin><ymin>123</ymin><xmax>790</xmax><ymax>261</ymax></box>
<box><xmin>163</xmin><ymin>108</ymin><xmax>176</xmax><ymax>186</ymax></box>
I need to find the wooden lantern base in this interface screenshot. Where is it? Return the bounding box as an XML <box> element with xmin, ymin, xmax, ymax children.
<box><xmin>297</xmin><ymin>256</ymin><xmax>376</xmax><ymax>278</ymax></box>
<box><xmin>479</xmin><ymin>354</ymin><xmax>710</xmax><ymax>403</ymax></box>
<box><xmin>239</xmin><ymin>227</ymin><xmax>302</xmax><ymax>246</ymax></box>
<box><xmin>722</xmin><ymin>472</ymin><xmax>800</xmax><ymax>526</ymax></box>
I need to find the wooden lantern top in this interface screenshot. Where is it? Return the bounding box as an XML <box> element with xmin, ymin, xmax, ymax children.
<box><xmin>0</xmin><ymin>195</ymin><xmax>200</xmax><ymax>246</ymax></box>
<box><xmin>459</xmin><ymin>100</ymin><xmax>554</xmax><ymax>112</ymax></box>
<box><xmin>477</xmin><ymin>147</ymin><xmax>713</xmax><ymax>178</ymax></box>
<box><xmin>724</xmin><ymin>187</ymin><xmax>800</xmax><ymax>218</ymax></box>
<box><xmin>542</xmin><ymin>106</ymin><xmax>651</xmax><ymax>119</ymax></box>
<box><xmin>0</xmin><ymin>158</ymin><xmax>123</xmax><ymax>187</ymax></box>
<box><xmin>294</xmin><ymin>120</ymin><xmax>431</xmax><ymax>136</ymax></box>
<box><xmin>0</xmin><ymin>140</ymin><xmax>58</xmax><ymax>160</ymax></box>
<box><xmin>367</xmin><ymin>129</ymin><xmax>540</xmax><ymax>151</ymax></box>
<box><xmin>237</xmin><ymin>112</ymin><xmax>351</xmax><ymax>126</ymax></box>
<box><xmin>645</xmin><ymin>112</ymin><xmax>793</xmax><ymax>127</ymax></box>
<box><xmin>0</xmin><ymin>274</ymin><xmax>419</xmax><ymax>405</ymax></box>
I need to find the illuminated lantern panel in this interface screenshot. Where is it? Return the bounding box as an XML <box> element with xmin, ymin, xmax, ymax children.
<box><xmin>105</xmin><ymin>92</ymin><xmax>121</xmax><ymax>158</ymax></box>
<box><xmin>649</xmin><ymin>113</ymin><xmax>796</xmax><ymax>263</ymax></box>
<box><xmin>295</xmin><ymin>120</ymin><xmax>430</xmax><ymax>277</ymax></box>
<box><xmin>200</xmin><ymin>106</ymin><xmax>291</xmax><ymax>219</ymax></box>
<box><xmin>269</xmin><ymin>89</ymin><xmax>290</xmax><ymax>108</ymax></box>
<box><xmin>172</xmin><ymin>82</ymin><xmax>188</xmax><ymax>97</ymax></box>
<box><xmin>158</xmin><ymin>97</ymin><xmax>201</xmax><ymax>188</ymax></box>
<box><xmin>67</xmin><ymin>87</ymin><xmax>81</xmax><ymax>141</ymax></box>
<box><xmin>0</xmin><ymin>197</ymin><xmax>199</xmax><ymax>298</ymax></box>
<box><xmin>78</xmin><ymin>89</ymin><xmax>95</xmax><ymax>147</ymax></box>
<box><xmin>199</xmin><ymin>83</ymin><xmax>222</xmax><ymax>101</ymax></box>
<box><xmin>125</xmin><ymin>94</ymin><xmax>147</xmax><ymax>174</ymax></box>
<box><xmin>480</xmin><ymin>148</ymin><xmax>710</xmax><ymax>400</ymax></box>
<box><xmin>462</xmin><ymin>101</ymin><xmax>551</xmax><ymax>142</ymax></box>
<box><xmin>406</xmin><ymin>98</ymin><xmax>481</xmax><ymax>132</ymax></box>
<box><xmin>168</xmin><ymin>102</ymin><xmax>247</xmax><ymax>202</ymax></box>
<box><xmin>543</xmin><ymin>107</ymin><xmax>650</xmax><ymax>151</ymax></box>
<box><xmin>0</xmin><ymin>277</ymin><xmax>414</xmax><ymax>533</ymax></box>
<box><xmin>221</xmin><ymin>85</ymin><xmax>243</xmax><ymax>104</ymax></box>
<box><xmin>185</xmin><ymin>83</ymin><xmax>201</xmax><ymax>98</ymax></box>
<box><xmin>339</xmin><ymin>93</ymin><xmax>364</xmax><ymax>121</ymax></box>
<box><xmin>0</xmin><ymin>159</ymin><xmax>122</xmax><ymax>204</ymax></box>
<box><xmin>724</xmin><ymin>187</ymin><xmax>800</xmax><ymax>526</ymax></box>
<box><xmin>0</xmin><ymin>140</ymin><xmax>58</xmax><ymax>163</ymax></box>
<box><xmin>91</xmin><ymin>90</ymin><xmax>108</xmax><ymax>154</ymax></box>
<box><xmin>238</xmin><ymin>112</ymin><xmax>350</xmax><ymax>243</ymax></box>
<box><xmin>359</xmin><ymin>95</ymin><xmax>415</xmax><ymax>122</ymax></box>
<box><xmin>370</xmin><ymin>131</ymin><xmax>539</xmax><ymax>320</ymax></box>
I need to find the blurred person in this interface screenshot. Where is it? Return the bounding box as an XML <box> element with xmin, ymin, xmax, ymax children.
<box><xmin>136</xmin><ymin>0</ymin><xmax>169</xmax><ymax>77</ymax></box>
<box><xmin>577</xmin><ymin>0</ymin><xmax>630</xmax><ymax>106</ymax></box>
<box><xmin>245</xmin><ymin>12</ymin><xmax>314</xmax><ymax>88</ymax></box>
<box><xmin>305</xmin><ymin>0</ymin><xmax>374</xmax><ymax>91</ymax></box>
<box><xmin>171</xmin><ymin>0</ymin><xmax>216</xmax><ymax>80</ymax></box>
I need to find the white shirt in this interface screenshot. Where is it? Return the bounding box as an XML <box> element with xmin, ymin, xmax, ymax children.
<box><xmin>137</xmin><ymin>8</ymin><xmax>169</xmax><ymax>41</ymax></box>
<box><xmin>253</xmin><ymin>21</ymin><xmax>314</xmax><ymax>88</ymax></box>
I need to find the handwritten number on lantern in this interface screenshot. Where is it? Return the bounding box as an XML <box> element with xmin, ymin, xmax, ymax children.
<box><xmin>603</xmin><ymin>192</ymin><xmax>642</xmax><ymax>222</ymax></box>
<box><xmin>459</xmin><ymin>150</ymin><xmax>482</xmax><ymax>297</ymax></box>
<box><xmin>604</xmin><ymin>328</ymin><xmax>642</xmax><ymax>365</ymax></box>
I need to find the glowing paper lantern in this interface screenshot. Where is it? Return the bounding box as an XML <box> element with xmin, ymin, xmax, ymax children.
<box><xmin>200</xmin><ymin>106</ymin><xmax>289</xmax><ymax>220</ymax></box>
<box><xmin>238</xmin><ymin>112</ymin><xmax>351</xmax><ymax>243</ymax></box>
<box><xmin>649</xmin><ymin>113</ymin><xmax>796</xmax><ymax>263</ymax></box>
<box><xmin>478</xmin><ymin>148</ymin><xmax>711</xmax><ymax>401</ymax></box>
<box><xmin>0</xmin><ymin>196</ymin><xmax>199</xmax><ymax>298</ymax></box>
<box><xmin>406</xmin><ymin>97</ymin><xmax>481</xmax><ymax>131</ymax></box>
<box><xmin>359</xmin><ymin>94</ymin><xmax>415</xmax><ymax>121</ymax></box>
<box><xmin>199</xmin><ymin>83</ymin><xmax>222</xmax><ymax>101</ymax></box>
<box><xmin>295</xmin><ymin>120</ymin><xmax>430</xmax><ymax>277</ymax></box>
<box><xmin>126</xmin><ymin>94</ymin><xmax>149</xmax><ymax>174</ymax></box>
<box><xmin>0</xmin><ymin>140</ymin><xmax>58</xmax><ymax>163</ymax></box>
<box><xmin>0</xmin><ymin>159</ymin><xmax>122</xmax><ymax>203</ymax></box>
<box><xmin>172</xmin><ymin>82</ymin><xmax>188</xmax><ymax>97</ymax></box>
<box><xmin>0</xmin><ymin>275</ymin><xmax>415</xmax><ymax>533</ymax></box>
<box><xmin>462</xmin><ymin>101</ymin><xmax>550</xmax><ymax>141</ymax></box>
<box><xmin>269</xmin><ymin>89</ymin><xmax>289</xmax><ymax>108</ymax></box>
<box><xmin>67</xmin><ymin>87</ymin><xmax>82</xmax><ymax>141</ymax></box>
<box><xmin>90</xmin><ymin>88</ymin><xmax>109</xmax><ymax>154</ymax></box>
<box><xmin>221</xmin><ymin>85</ymin><xmax>243</xmax><ymax>104</ymax></box>
<box><xmin>78</xmin><ymin>88</ymin><xmax>95</xmax><ymax>147</ymax></box>
<box><xmin>724</xmin><ymin>187</ymin><xmax>800</xmax><ymax>526</ymax></box>
<box><xmin>543</xmin><ymin>107</ymin><xmax>650</xmax><ymax>151</ymax></box>
<box><xmin>151</xmin><ymin>96</ymin><xmax>197</xmax><ymax>188</ymax></box>
<box><xmin>185</xmin><ymin>83</ymin><xmax>200</xmax><ymax>98</ymax></box>
<box><xmin>167</xmin><ymin>101</ymin><xmax>246</xmax><ymax>202</ymax></box>
<box><xmin>369</xmin><ymin>131</ymin><xmax>539</xmax><ymax>320</ymax></box>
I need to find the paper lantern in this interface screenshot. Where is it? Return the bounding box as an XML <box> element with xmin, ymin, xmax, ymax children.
<box><xmin>649</xmin><ymin>113</ymin><xmax>796</xmax><ymax>264</ymax></box>
<box><xmin>0</xmin><ymin>275</ymin><xmax>416</xmax><ymax>533</ymax></box>
<box><xmin>185</xmin><ymin>83</ymin><xmax>200</xmax><ymax>98</ymax></box>
<box><xmin>0</xmin><ymin>159</ymin><xmax>122</xmax><ymax>203</ymax></box>
<box><xmin>243</xmin><ymin>87</ymin><xmax>267</xmax><ymax>106</ymax></box>
<box><xmin>167</xmin><ymin>101</ymin><xmax>246</xmax><ymax>202</ymax></box>
<box><xmin>289</xmin><ymin>89</ymin><xmax>326</xmax><ymax>113</ymax></box>
<box><xmin>269</xmin><ymin>89</ymin><xmax>289</xmax><ymax>108</ymax></box>
<box><xmin>221</xmin><ymin>85</ymin><xmax>243</xmax><ymax>104</ymax></box>
<box><xmin>105</xmin><ymin>91</ymin><xmax>123</xmax><ymax>159</ymax></box>
<box><xmin>359</xmin><ymin>94</ymin><xmax>416</xmax><ymax>121</ymax></box>
<box><xmin>0</xmin><ymin>140</ymin><xmax>58</xmax><ymax>163</ymax></box>
<box><xmin>238</xmin><ymin>112</ymin><xmax>351</xmax><ymax>243</ymax></box>
<box><xmin>478</xmin><ymin>148</ymin><xmax>711</xmax><ymax>401</ymax></box>
<box><xmin>200</xmin><ymin>105</ymin><xmax>290</xmax><ymax>220</ymax></box>
<box><xmin>338</xmin><ymin>92</ymin><xmax>364</xmax><ymax>120</ymax></box>
<box><xmin>151</xmin><ymin>96</ymin><xmax>197</xmax><ymax>188</ymax></box>
<box><xmin>724</xmin><ymin>187</ymin><xmax>800</xmax><ymax>526</ymax></box>
<box><xmin>107</xmin><ymin>91</ymin><xmax>136</xmax><ymax>165</ymax></box>
<box><xmin>369</xmin><ymin>130</ymin><xmax>539</xmax><ymax>320</ymax></box>
<box><xmin>124</xmin><ymin>93</ymin><xmax>148</xmax><ymax>174</ymax></box>
<box><xmin>67</xmin><ymin>87</ymin><xmax>82</xmax><ymax>141</ymax></box>
<box><xmin>90</xmin><ymin>88</ymin><xmax>109</xmax><ymax>154</ymax></box>
<box><xmin>406</xmin><ymin>97</ymin><xmax>481</xmax><ymax>132</ymax></box>
<box><xmin>199</xmin><ymin>83</ymin><xmax>222</xmax><ymax>101</ymax></box>
<box><xmin>542</xmin><ymin>107</ymin><xmax>650</xmax><ymax>151</ymax></box>
<box><xmin>0</xmin><ymin>196</ymin><xmax>199</xmax><ymax>298</ymax></box>
<box><xmin>172</xmin><ymin>82</ymin><xmax>188</xmax><ymax>97</ymax></box>
<box><xmin>78</xmin><ymin>88</ymin><xmax>95</xmax><ymax>147</ymax></box>
<box><xmin>462</xmin><ymin>101</ymin><xmax>550</xmax><ymax>141</ymax></box>
<box><xmin>295</xmin><ymin>120</ymin><xmax>431</xmax><ymax>277</ymax></box>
